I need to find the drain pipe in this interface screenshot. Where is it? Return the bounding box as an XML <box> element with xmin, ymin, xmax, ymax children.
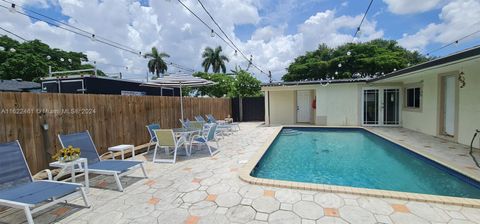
<box><xmin>470</xmin><ymin>129</ymin><xmax>480</xmax><ymax>168</ymax></box>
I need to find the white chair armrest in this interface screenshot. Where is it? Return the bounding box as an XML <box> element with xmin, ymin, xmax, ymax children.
<box><xmin>34</xmin><ymin>169</ymin><xmax>53</xmax><ymax>180</ymax></box>
<box><xmin>100</xmin><ymin>151</ymin><xmax>114</xmax><ymax>160</ymax></box>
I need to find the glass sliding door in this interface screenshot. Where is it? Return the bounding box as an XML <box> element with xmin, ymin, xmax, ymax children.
<box><xmin>383</xmin><ymin>89</ymin><xmax>400</xmax><ymax>125</ymax></box>
<box><xmin>363</xmin><ymin>89</ymin><xmax>379</xmax><ymax>125</ymax></box>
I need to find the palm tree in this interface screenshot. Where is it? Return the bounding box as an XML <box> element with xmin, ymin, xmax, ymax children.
<box><xmin>146</xmin><ymin>47</ymin><xmax>170</xmax><ymax>78</ymax></box>
<box><xmin>201</xmin><ymin>46</ymin><xmax>229</xmax><ymax>73</ymax></box>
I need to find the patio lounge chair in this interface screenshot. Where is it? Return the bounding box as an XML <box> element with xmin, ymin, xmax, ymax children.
<box><xmin>58</xmin><ymin>131</ymin><xmax>148</xmax><ymax>191</ymax></box>
<box><xmin>206</xmin><ymin>114</ymin><xmax>240</xmax><ymax>131</ymax></box>
<box><xmin>179</xmin><ymin>119</ymin><xmax>190</xmax><ymax>128</ymax></box>
<box><xmin>190</xmin><ymin>123</ymin><xmax>220</xmax><ymax>156</ymax></box>
<box><xmin>152</xmin><ymin>129</ymin><xmax>187</xmax><ymax>163</ymax></box>
<box><xmin>195</xmin><ymin>115</ymin><xmax>229</xmax><ymax>137</ymax></box>
<box><xmin>0</xmin><ymin>141</ymin><xmax>90</xmax><ymax>224</ymax></box>
<box><xmin>146</xmin><ymin>123</ymin><xmax>161</xmax><ymax>152</ymax></box>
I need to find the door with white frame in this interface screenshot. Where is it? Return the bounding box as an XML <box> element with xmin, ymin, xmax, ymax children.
<box><xmin>296</xmin><ymin>90</ymin><xmax>312</xmax><ymax>123</ymax></box>
<box><xmin>440</xmin><ymin>75</ymin><xmax>457</xmax><ymax>137</ymax></box>
<box><xmin>362</xmin><ymin>88</ymin><xmax>400</xmax><ymax>126</ymax></box>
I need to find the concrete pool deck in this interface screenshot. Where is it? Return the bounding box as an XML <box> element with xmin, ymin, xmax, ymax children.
<box><xmin>1</xmin><ymin>122</ymin><xmax>480</xmax><ymax>224</ymax></box>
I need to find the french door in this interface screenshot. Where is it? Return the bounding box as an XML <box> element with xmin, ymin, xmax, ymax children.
<box><xmin>362</xmin><ymin>88</ymin><xmax>400</xmax><ymax>126</ymax></box>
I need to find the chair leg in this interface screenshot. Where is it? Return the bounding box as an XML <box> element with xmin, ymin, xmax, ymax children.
<box><xmin>140</xmin><ymin>163</ymin><xmax>148</xmax><ymax>178</ymax></box>
<box><xmin>172</xmin><ymin>147</ymin><xmax>177</xmax><ymax>164</ymax></box>
<box><xmin>80</xmin><ymin>187</ymin><xmax>91</xmax><ymax>208</ymax></box>
<box><xmin>113</xmin><ymin>173</ymin><xmax>124</xmax><ymax>192</ymax></box>
<box><xmin>147</xmin><ymin>140</ymin><xmax>152</xmax><ymax>152</ymax></box>
<box><xmin>152</xmin><ymin>145</ymin><xmax>158</xmax><ymax>162</ymax></box>
<box><xmin>23</xmin><ymin>206</ymin><xmax>34</xmax><ymax>224</ymax></box>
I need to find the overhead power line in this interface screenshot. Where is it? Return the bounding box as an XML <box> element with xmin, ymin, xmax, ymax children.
<box><xmin>426</xmin><ymin>29</ymin><xmax>480</xmax><ymax>56</ymax></box>
<box><xmin>0</xmin><ymin>1</ymin><xmax>196</xmax><ymax>73</ymax></box>
<box><xmin>353</xmin><ymin>0</ymin><xmax>374</xmax><ymax>40</ymax></box>
<box><xmin>0</xmin><ymin>25</ymin><xmax>28</xmax><ymax>41</ymax></box>
<box><xmin>196</xmin><ymin>0</ymin><xmax>268</xmax><ymax>75</ymax></box>
<box><xmin>177</xmin><ymin>0</ymin><xmax>267</xmax><ymax>75</ymax></box>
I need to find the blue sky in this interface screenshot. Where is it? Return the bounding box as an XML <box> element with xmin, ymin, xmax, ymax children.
<box><xmin>3</xmin><ymin>0</ymin><xmax>480</xmax><ymax>81</ymax></box>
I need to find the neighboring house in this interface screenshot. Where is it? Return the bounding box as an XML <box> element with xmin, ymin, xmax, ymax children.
<box><xmin>0</xmin><ymin>79</ymin><xmax>41</xmax><ymax>92</ymax></box>
<box><xmin>40</xmin><ymin>75</ymin><xmax>180</xmax><ymax>96</ymax></box>
<box><xmin>262</xmin><ymin>45</ymin><xmax>480</xmax><ymax>146</ymax></box>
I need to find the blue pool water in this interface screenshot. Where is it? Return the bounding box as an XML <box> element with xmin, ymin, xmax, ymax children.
<box><xmin>252</xmin><ymin>128</ymin><xmax>480</xmax><ymax>199</ymax></box>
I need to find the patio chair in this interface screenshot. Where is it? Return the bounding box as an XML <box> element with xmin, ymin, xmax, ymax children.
<box><xmin>0</xmin><ymin>141</ymin><xmax>90</xmax><ymax>224</ymax></box>
<box><xmin>152</xmin><ymin>129</ymin><xmax>188</xmax><ymax>163</ymax></box>
<box><xmin>190</xmin><ymin>123</ymin><xmax>220</xmax><ymax>156</ymax></box>
<box><xmin>58</xmin><ymin>131</ymin><xmax>148</xmax><ymax>192</ymax></box>
<box><xmin>179</xmin><ymin>119</ymin><xmax>191</xmax><ymax>128</ymax></box>
<box><xmin>146</xmin><ymin>123</ymin><xmax>161</xmax><ymax>152</ymax></box>
<box><xmin>206</xmin><ymin>114</ymin><xmax>240</xmax><ymax>131</ymax></box>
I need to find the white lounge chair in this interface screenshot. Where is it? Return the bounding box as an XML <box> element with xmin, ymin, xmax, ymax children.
<box><xmin>190</xmin><ymin>123</ymin><xmax>220</xmax><ymax>156</ymax></box>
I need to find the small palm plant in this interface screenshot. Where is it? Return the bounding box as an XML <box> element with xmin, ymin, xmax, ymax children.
<box><xmin>201</xmin><ymin>46</ymin><xmax>229</xmax><ymax>73</ymax></box>
<box><xmin>146</xmin><ymin>47</ymin><xmax>170</xmax><ymax>78</ymax></box>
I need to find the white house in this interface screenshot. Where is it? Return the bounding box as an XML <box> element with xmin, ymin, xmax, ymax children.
<box><xmin>262</xmin><ymin>46</ymin><xmax>480</xmax><ymax>146</ymax></box>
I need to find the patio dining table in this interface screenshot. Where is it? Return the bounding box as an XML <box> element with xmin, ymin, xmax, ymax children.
<box><xmin>173</xmin><ymin>127</ymin><xmax>202</xmax><ymax>156</ymax></box>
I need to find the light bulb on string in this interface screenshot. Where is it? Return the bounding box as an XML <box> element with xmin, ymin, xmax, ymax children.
<box><xmin>90</xmin><ymin>34</ymin><xmax>96</xmax><ymax>42</ymax></box>
<box><xmin>68</xmin><ymin>58</ymin><xmax>72</xmax><ymax>63</ymax></box>
<box><xmin>338</xmin><ymin>63</ymin><xmax>342</xmax><ymax>68</ymax></box>
<box><xmin>46</xmin><ymin>55</ymin><xmax>51</xmax><ymax>60</ymax></box>
<box><xmin>0</xmin><ymin>46</ymin><xmax>5</xmax><ymax>51</ymax></box>
<box><xmin>210</xmin><ymin>29</ymin><xmax>215</xmax><ymax>37</ymax></box>
<box><xmin>9</xmin><ymin>48</ymin><xmax>16</xmax><ymax>53</ymax></box>
<box><xmin>234</xmin><ymin>50</ymin><xmax>238</xmax><ymax>56</ymax></box>
<box><xmin>9</xmin><ymin>3</ymin><xmax>16</xmax><ymax>13</ymax></box>
<box><xmin>60</xmin><ymin>58</ymin><xmax>65</xmax><ymax>62</ymax></box>
<box><xmin>347</xmin><ymin>51</ymin><xmax>351</xmax><ymax>56</ymax></box>
<box><xmin>335</xmin><ymin>71</ymin><xmax>338</xmax><ymax>75</ymax></box>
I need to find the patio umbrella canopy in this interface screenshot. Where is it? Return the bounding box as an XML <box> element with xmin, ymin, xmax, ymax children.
<box><xmin>142</xmin><ymin>75</ymin><xmax>216</xmax><ymax>121</ymax></box>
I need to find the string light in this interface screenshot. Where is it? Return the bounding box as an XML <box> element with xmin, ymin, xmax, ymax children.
<box><xmin>0</xmin><ymin>26</ymin><xmax>27</xmax><ymax>41</ymax></box>
<box><xmin>0</xmin><ymin>46</ymin><xmax>4</xmax><ymax>51</ymax></box>
<box><xmin>338</xmin><ymin>63</ymin><xmax>342</xmax><ymax>68</ymax></box>
<box><xmin>426</xmin><ymin>29</ymin><xmax>480</xmax><ymax>56</ymax></box>
<box><xmin>90</xmin><ymin>34</ymin><xmax>96</xmax><ymax>42</ymax></box>
<box><xmin>210</xmin><ymin>29</ymin><xmax>215</xmax><ymax>37</ymax></box>
<box><xmin>9</xmin><ymin>48</ymin><xmax>16</xmax><ymax>52</ymax></box>
<box><xmin>352</xmin><ymin>0</ymin><xmax>374</xmax><ymax>40</ymax></box>
<box><xmin>8</xmin><ymin>3</ymin><xmax>14</xmax><ymax>13</ymax></box>
<box><xmin>46</xmin><ymin>55</ymin><xmax>51</xmax><ymax>60</ymax></box>
<box><xmin>346</xmin><ymin>51</ymin><xmax>351</xmax><ymax>56</ymax></box>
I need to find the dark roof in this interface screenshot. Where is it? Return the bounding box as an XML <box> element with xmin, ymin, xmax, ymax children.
<box><xmin>261</xmin><ymin>77</ymin><xmax>371</xmax><ymax>87</ymax></box>
<box><xmin>370</xmin><ymin>45</ymin><xmax>480</xmax><ymax>82</ymax></box>
<box><xmin>0</xmin><ymin>79</ymin><xmax>41</xmax><ymax>92</ymax></box>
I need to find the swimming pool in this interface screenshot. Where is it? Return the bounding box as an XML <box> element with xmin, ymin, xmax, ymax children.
<box><xmin>251</xmin><ymin>127</ymin><xmax>480</xmax><ymax>199</ymax></box>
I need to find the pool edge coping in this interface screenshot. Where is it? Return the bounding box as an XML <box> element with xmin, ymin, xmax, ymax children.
<box><xmin>239</xmin><ymin>125</ymin><xmax>480</xmax><ymax>208</ymax></box>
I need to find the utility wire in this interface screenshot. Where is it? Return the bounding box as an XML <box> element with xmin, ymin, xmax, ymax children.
<box><xmin>0</xmin><ymin>0</ymin><xmax>138</xmax><ymax>52</ymax></box>
<box><xmin>0</xmin><ymin>2</ymin><xmax>196</xmax><ymax>73</ymax></box>
<box><xmin>0</xmin><ymin>25</ymin><xmax>28</xmax><ymax>41</ymax></box>
<box><xmin>426</xmin><ymin>29</ymin><xmax>480</xmax><ymax>56</ymax></box>
<box><xmin>196</xmin><ymin>0</ymin><xmax>267</xmax><ymax>75</ymax></box>
<box><xmin>178</xmin><ymin>0</ymin><xmax>267</xmax><ymax>75</ymax></box>
<box><xmin>353</xmin><ymin>0</ymin><xmax>374</xmax><ymax>40</ymax></box>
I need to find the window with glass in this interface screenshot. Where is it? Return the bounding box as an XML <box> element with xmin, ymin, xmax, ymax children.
<box><xmin>405</xmin><ymin>87</ymin><xmax>421</xmax><ymax>109</ymax></box>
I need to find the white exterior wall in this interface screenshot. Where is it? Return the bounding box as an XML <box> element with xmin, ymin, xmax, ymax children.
<box><xmin>267</xmin><ymin>90</ymin><xmax>296</xmax><ymax>125</ymax></box>
<box><xmin>315</xmin><ymin>84</ymin><xmax>361</xmax><ymax>126</ymax></box>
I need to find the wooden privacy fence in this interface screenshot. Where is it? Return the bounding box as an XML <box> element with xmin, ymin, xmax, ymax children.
<box><xmin>0</xmin><ymin>92</ymin><xmax>231</xmax><ymax>173</ymax></box>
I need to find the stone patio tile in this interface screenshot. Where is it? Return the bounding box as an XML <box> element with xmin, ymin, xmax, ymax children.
<box><xmin>375</xmin><ymin>214</ymin><xmax>393</xmax><ymax>224</ymax></box>
<box><xmin>255</xmin><ymin>212</ymin><xmax>269</xmax><ymax>221</ymax></box>
<box><xmin>316</xmin><ymin>216</ymin><xmax>348</xmax><ymax>224</ymax></box>
<box><xmin>301</xmin><ymin>194</ymin><xmax>314</xmax><ymax>201</ymax></box>
<box><xmin>448</xmin><ymin>219</ymin><xmax>477</xmax><ymax>224</ymax></box>
<box><xmin>275</xmin><ymin>189</ymin><xmax>302</xmax><ymax>204</ymax></box>
<box><xmin>252</xmin><ymin>196</ymin><xmax>281</xmax><ymax>213</ymax></box>
<box><xmin>357</xmin><ymin>197</ymin><xmax>394</xmax><ymax>215</ymax></box>
<box><xmin>264</xmin><ymin>190</ymin><xmax>276</xmax><ymax>197</ymax></box>
<box><xmin>302</xmin><ymin>219</ymin><xmax>316</xmax><ymax>224</ymax></box>
<box><xmin>339</xmin><ymin>206</ymin><xmax>376</xmax><ymax>224</ymax></box>
<box><xmin>207</xmin><ymin>183</ymin><xmax>231</xmax><ymax>195</ymax></box>
<box><xmin>183</xmin><ymin>191</ymin><xmax>208</xmax><ymax>204</ymax></box>
<box><xmin>280</xmin><ymin>203</ymin><xmax>293</xmax><ymax>211</ymax></box>
<box><xmin>197</xmin><ymin>214</ymin><xmax>230</xmax><ymax>224</ymax></box>
<box><xmin>268</xmin><ymin>210</ymin><xmax>301</xmax><ymax>224</ymax></box>
<box><xmin>215</xmin><ymin>192</ymin><xmax>242</xmax><ymax>207</ymax></box>
<box><xmin>186</xmin><ymin>215</ymin><xmax>200</xmax><ymax>224</ymax></box>
<box><xmin>390</xmin><ymin>212</ymin><xmax>429</xmax><ymax>224</ymax></box>
<box><xmin>314</xmin><ymin>193</ymin><xmax>344</xmax><ymax>208</ymax></box>
<box><xmin>239</xmin><ymin>185</ymin><xmax>265</xmax><ymax>199</ymax></box>
<box><xmin>241</xmin><ymin>198</ymin><xmax>253</xmax><ymax>205</ymax></box>
<box><xmin>293</xmin><ymin>201</ymin><xmax>324</xmax><ymax>220</ymax></box>
<box><xmin>406</xmin><ymin>201</ymin><xmax>451</xmax><ymax>223</ymax></box>
<box><xmin>189</xmin><ymin>201</ymin><xmax>217</xmax><ymax>217</ymax></box>
<box><xmin>226</xmin><ymin>205</ymin><xmax>256</xmax><ymax>223</ymax></box>
<box><xmin>215</xmin><ymin>207</ymin><xmax>228</xmax><ymax>214</ymax></box>
<box><xmin>324</xmin><ymin>208</ymin><xmax>339</xmax><ymax>217</ymax></box>
<box><xmin>460</xmin><ymin>207</ymin><xmax>480</xmax><ymax>221</ymax></box>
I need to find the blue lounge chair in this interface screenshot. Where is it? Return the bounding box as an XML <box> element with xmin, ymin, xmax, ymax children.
<box><xmin>206</xmin><ymin>114</ymin><xmax>240</xmax><ymax>131</ymax></box>
<box><xmin>190</xmin><ymin>123</ymin><xmax>220</xmax><ymax>156</ymax></box>
<box><xmin>146</xmin><ymin>123</ymin><xmax>161</xmax><ymax>152</ymax></box>
<box><xmin>58</xmin><ymin>131</ymin><xmax>148</xmax><ymax>191</ymax></box>
<box><xmin>0</xmin><ymin>141</ymin><xmax>90</xmax><ymax>224</ymax></box>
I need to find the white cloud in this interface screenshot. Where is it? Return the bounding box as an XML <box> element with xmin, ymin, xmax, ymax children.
<box><xmin>0</xmin><ymin>0</ymin><xmax>383</xmax><ymax>82</ymax></box>
<box><xmin>398</xmin><ymin>0</ymin><xmax>480</xmax><ymax>52</ymax></box>
<box><xmin>382</xmin><ymin>0</ymin><xmax>442</xmax><ymax>14</ymax></box>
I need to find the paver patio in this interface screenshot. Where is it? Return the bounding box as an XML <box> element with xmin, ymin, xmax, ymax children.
<box><xmin>1</xmin><ymin>122</ymin><xmax>480</xmax><ymax>224</ymax></box>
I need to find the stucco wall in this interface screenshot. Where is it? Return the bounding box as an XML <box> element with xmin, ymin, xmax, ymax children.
<box><xmin>316</xmin><ymin>84</ymin><xmax>361</xmax><ymax>126</ymax></box>
<box><xmin>268</xmin><ymin>90</ymin><xmax>296</xmax><ymax>125</ymax></box>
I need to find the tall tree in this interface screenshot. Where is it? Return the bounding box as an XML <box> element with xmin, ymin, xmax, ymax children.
<box><xmin>201</xmin><ymin>46</ymin><xmax>229</xmax><ymax>73</ymax></box>
<box><xmin>282</xmin><ymin>39</ymin><xmax>430</xmax><ymax>81</ymax></box>
<box><xmin>146</xmin><ymin>47</ymin><xmax>170</xmax><ymax>78</ymax></box>
<box><xmin>0</xmin><ymin>36</ymin><xmax>101</xmax><ymax>81</ymax></box>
